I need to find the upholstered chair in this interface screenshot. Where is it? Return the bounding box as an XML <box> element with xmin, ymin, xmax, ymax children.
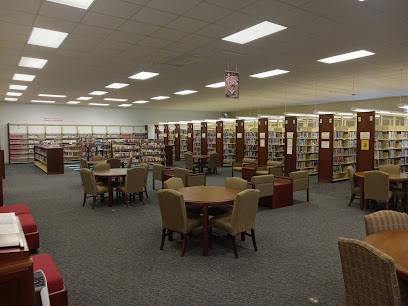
<box><xmin>364</xmin><ymin>170</ymin><xmax>392</xmax><ymax>210</ymax></box>
<box><xmin>163</xmin><ymin>177</ymin><xmax>184</xmax><ymax>190</ymax></box>
<box><xmin>231</xmin><ymin>158</ymin><xmax>257</xmax><ymax>177</ymax></box>
<box><xmin>184</xmin><ymin>152</ymin><xmax>200</xmax><ymax>172</ymax></box>
<box><xmin>116</xmin><ymin>167</ymin><xmax>145</xmax><ymax>207</ymax></box>
<box><xmin>379</xmin><ymin>164</ymin><xmax>404</xmax><ymax>201</ymax></box>
<box><xmin>289</xmin><ymin>171</ymin><xmax>309</xmax><ymax>202</ymax></box>
<box><xmin>347</xmin><ymin>166</ymin><xmax>360</xmax><ymax>206</ymax></box>
<box><xmin>126</xmin><ymin>157</ymin><xmax>133</xmax><ymax>168</ymax></box>
<box><xmin>157</xmin><ymin>189</ymin><xmax>202</xmax><ymax>256</ymax></box>
<box><xmin>80</xmin><ymin>168</ymin><xmax>108</xmax><ymax>209</ymax></box>
<box><xmin>91</xmin><ymin>155</ymin><xmax>105</xmax><ymax>161</ymax></box>
<box><xmin>338</xmin><ymin>237</ymin><xmax>402</xmax><ymax>305</ymax></box>
<box><xmin>93</xmin><ymin>163</ymin><xmax>110</xmax><ymax>171</ymax></box>
<box><xmin>255</xmin><ymin>161</ymin><xmax>283</xmax><ymax>176</ymax></box>
<box><xmin>175</xmin><ymin>167</ymin><xmax>206</xmax><ymax>187</ymax></box>
<box><xmin>152</xmin><ymin>164</ymin><xmax>167</xmax><ymax>189</ymax></box>
<box><xmin>251</xmin><ymin>175</ymin><xmax>275</xmax><ymax>198</ymax></box>
<box><xmin>364</xmin><ymin>211</ymin><xmax>408</xmax><ymax>236</ymax></box>
<box><xmin>138</xmin><ymin>163</ymin><xmax>149</xmax><ymax>198</ymax></box>
<box><xmin>379</xmin><ymin>164</ymin><xmax>400</xmax><ymax>174</ymax></box>
<box><xmin>107</xmin><ymin>158</ymin><xmax>121</xmax><ymax>169</ymax></box>
<box><xmin>206</xmin><ymin>152</ymin><xmax>218</xmax><ymax>174</ymax></box>
<box><xmin>80</xmin><ymin>158</ymin><xmax>88</xmax><ymax>169</ymax></box>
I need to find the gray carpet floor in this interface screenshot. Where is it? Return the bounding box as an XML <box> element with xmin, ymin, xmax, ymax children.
<box><xmin>2</xmin><ymin>163</ymin><xmax>386</xmax><ymax>305</ymax></box>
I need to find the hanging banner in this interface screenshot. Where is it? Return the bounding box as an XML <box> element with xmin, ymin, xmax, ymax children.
<box><xmin>225</xmin><ymin>71</ymin><xmax>239</xmax><ymax>99</ymax></box>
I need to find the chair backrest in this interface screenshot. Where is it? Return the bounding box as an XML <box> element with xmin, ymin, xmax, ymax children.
<box><xmin>157</xmin><ymin>189</ymin><xmax>188</xmax><ymax>234</ymax></box>
<box><xmin>364</xmin><ymin>211</ymin><xmax>408</xmax><ymax>236</ymax></box>
<box><xmin>225</xmin><ymin>177</ymin><xmax>249</xmax><ymax>191</ymax></box>
<box><xmin>163</xmin><ymin>177</ymin><xmax>184</xmax><ymax>190</ymax></box>
<box><xmin>338</xmin><ymin>237</ymin><xmax>401</xmax><ymax>306</ymax></box>
<box><xmin>184</xmin><ymin>152</ymin><xmax>194</xmax><ymax>170</ymax></box>
<box><xmin>108</xmin><ymin>158</ymin><xmax>121</xmax><ymax>169</ymax></box>
<box><xmin>230</xmin><ymin>189</ymin><xmax>260</xmax><ymax>235</ymax></box>
<box><xmin>364</xmin><ymin>170</ymin><xmax>390</xmax><ymax>202</ymax></box>
<box><xmin>126</xmin><ymin>157</ymin><xmax>133</xmax><ymax>168</ymax></box>
<box><xmin>175</xmin><ymin>167</ymin><xmax>190</xmax><ymax>186</ymax></box>
<box><xmin>243</xmin><ymin>158</ymin><xmax>257</xmax><ymax>165</ymax></box>
<box><xmin>187</xmin><ymin>174</ymin><xmax>206</xmax><ymax>187</ymax></box>
<box><xmin>80</xmin><ymin>158</ymin><xmax>88</xmax><ymax>169</ymax></box>
<box><xmin>93</xmin><ymin>163</ymin><xmax>110</xmax><ymax>171</ymax></box>
<box><xmin>125</xmin><ymin>167</ymin><xmax>145</xmax><ymax>193</ymax></box>
<box><xmin>92</xmin><ymin>155</ymin><xmax>105</xmax><ymax>161</ymax></box>
<box><xmin>80</xmin><ymin>168</ymin><xmax>97</xmax><ymax>194</ymax></box>
<box><xmin>379</xmin><ymin>164</ymin><xmax>400</xmax><ymax>174</ymax></box>
<box><xmin>251</xmin><ymin>175</ymin><xmax>274</xmax><ymax>197</ymax></box>
<box><xmin>347</xmin><ymin>166</ymin><xmax>356</xmax><ymax>192</ymax></box>
<box><xmin>153</xmin><ymin>164</ymin><xmax>166</xmax><ymax>180</ymax></box>
<box><xmin>267</xmin><ymin>160</ymin><xmax>283</xmax><ymax>176</ymax></box>
<box><xmin>208</xmin><ymin>152</ymin><xmax>218</xmax><ymax>168</ymax></box>
<box><xmin>289</xmin><ymin>171</ymin><xmax>309</xmax><ymax>192</ymax></box>
<box><xmin>139</xmin><ymin>163</ymin><xmax>149</xmax><ymax>186</ymax></box>
<box><xmin>267</xmin><ymin>161</ymin><xmax>283</xmax><ymax>167</ymax></box>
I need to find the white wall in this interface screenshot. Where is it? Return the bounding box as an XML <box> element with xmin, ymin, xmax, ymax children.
<box><xmin>0</xmin><ymin>103</ymin><xmax>218</xmax><ymax>163</ymax></box>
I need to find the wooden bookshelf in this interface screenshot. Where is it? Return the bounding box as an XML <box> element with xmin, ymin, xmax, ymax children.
<box><xmin>318</xmin><ymin>114</ymin><xmax>334</xmax><ymax>182</ymax></box>
<box><xmin>180</xmin><ymin>124</ymin><xmax>188</xmax><ymax>159</ymax></box>
<box><xmin>0</xmin><ymin>148</ymin><xmax>3</xmax><ymax>206</ymax></box>
<box><xmin>187</xmin><ymin>123</ymin><xmax>193</xmax><ymax>152</ymax></box>
<box><xmin>258</xmin><ymin>118</ymin><xmax>268</xmax><ymax>165</ymax></box>
<box><xmin>216</xmin><ymin>121</ymin><xmax>223</xmax><ymax>166</ymax></box>
<box><xmin>207</xmin><ymin>123</ymin><xmax>216</xmax><ymax>154</ymax></box>
<box><xmin>174</xmin><ymin>124</ymin><xmax>181</xmax><ymax>161</ymax></box>
<box><xmin>236</xmin><ymin>120</ymin><xmax>245</xmax><ymax>162</ymax></box>
<box><xmin>201</xmin><ymin>122</ymin><xmax>208</xmax><ymax>155</ymax></box>
<box><xmin>297</xmin><ymin>118</ymin><xmax>319</xmax><ymax>175</ymax></box>
<box><xmin>34</xmin><ymin>145</ymin><xmax>64</xmax><ymax>174</ymax></box>
<box><xmin>193</xmin><ymin>124</ymin><xmax>201</xmax><ymax>156</ymax></box>
<box><xmin>244</xmin><ymin>121</ymin><xmax>258</xmax><ymax>160</ymax></box>
<box><xmin>356</xmin><ymin>111</ymin><xmax>375</xmax><ymax>172</ymax></box>
<box><xmin>223</xmin><ymin>122</ymin><xmax>236</xmax><ymax>166</ymax></box>
<box><xmin>284</xmin><ymin>116</ymin><xmax>297</xmax><ymax>176</ymax></box>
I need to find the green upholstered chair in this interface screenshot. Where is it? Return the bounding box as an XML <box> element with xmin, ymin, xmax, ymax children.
<box><xmin>255</xmin><ymin>161</ymin><xmax>283</xmax><ymax>176</ymax></box>
<box><xmin>116</xmin><ymin>167</ymin><xmax>145</xmax><ymax>207</ymax></box>
<box><xmin>289</xmin><ymin>170</ymin><xmax>309</xmax><ymax>202</ymax></box>
<box><xmin>364</xmin><ymin>211</ymin><xmax>408</xmax><ymax>236</ymax></box>
<box><xmin>91</xmin><ymin>155</ymin><xmax>105</xmax><ymax>161</ymax></box>
<box><xmin>364</xmin><ymin>170</ymin><xmax>392</xmax><ymax>210</ymax></box>
<box><xmin>107</xmin><ymin>158</ymin><xmax>121</xmax><ymax>169</ymax></box>
<box><xmin>163</xmin><ymin>177</ymin><xmax>184</xmax><ymax>190</ymax></box>
<box><xmin>209</xmin><ymin>189</ymin><xmax>260</xmax><ymax>258</ymax></box>
<box><xmin>175</xmin><ymin>167</ymin><xmax>206</xmax><ymax>187</ymax></box>
<box><xmin>152</xmin><ymin>164</ymin><xmax>167</xmax><ymax>189</ymax></box>
<box><xmin>157</xmin><ymin>189</ymin><xmax>202</xmax><ymax>257</ymax></box>
<box><xmin>347</xmin><ymin>166</ymin><xmax>360</xmax><ymax>206</ymax></box>
<box><xmin>80</xmin><ymin>158</ymin><xmax>88</xmax><ymax>169</ymax></box>
<box><xmin>184</xmin><ymin>152</ymin><xmax>200</xmax><ymax>172</ymax></box>
<box><xmin>139</xmin><ymin>163</ymin><xmax>149</xmax><ymax>198</ymax></box>
<box><xmin>80</xmin><ymin>168</ymin><xmax>108</xmax><ymax>209</ymax></box>
<box><xmin>231</xmin><ymin>158</ymin><xmax>257</xmax><ymax>177</ymax></box>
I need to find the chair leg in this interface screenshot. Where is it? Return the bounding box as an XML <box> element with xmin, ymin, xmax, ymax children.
<box><xmin>139</xmin><ymin>192</ymin><xmax>144</xmax><ymax>204</ymax></box>
<box><xmin>251</xmin><ymin>229</ymin><xmax>258</xmax><ymax>251</ymax></box>
<box><xmin>160</xmin><ymin>229</ymin><xmax>166</xmax><ymax>250</ymax></box>
<box><xmin>125</xmin><ymin>194</ymin><xmax>129</xmax><ymax>208</ymax></box>
<box><xmin>145</xmin><ymin>187</ymin><xmax>149</xmax><ymax>199</ymax></box>
<box><xmin>92</xmin><ymin>195</ymin><xmax>96</xmax><ymax>209</ymax></box>
<box><xmin>82</xmin><ymin>193</ymin><xmax>87</xmax><ymax>206</ymax></box>
<box><xmin>153</xmin><ymin>179</ymin><xmax>155</xmax><ymax>190</ymax></box>
<box><xmin>307</xmin><ymin>189</ymin><xmax>309</xmax><ymax>202</ymax></box>
<box><xmin>181</xmin><ymin>234</ymin><xmax>188</xmax><ymax>257</ymax></box>
<box><xmin>348</xmin><ymin>193</ymin><xmax>356</xmax><ymax>206</ymax></box>
<box><xmin>241</xmin><ymin>232</ymin><xmax>245</xmax><ymax>241</ymax></box>
<box><xmin>230</xmin><ymin>234</ymin><xmax>238</xmax><ymax>259</ymax></box>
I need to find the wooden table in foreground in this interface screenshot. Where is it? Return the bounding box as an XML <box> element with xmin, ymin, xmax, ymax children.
<box><xmin>93</xmin><ymin>168</ymin><xmax>128</xmax><ymax>207</ymax></box>
<box><xmin>365</xmin><ymin>230</ymin><xmax>408</xmax><ymax>281</ymax></box>
<box><xmin>178</xmin><ymin>186</ymin><xmax>240</xmax><ymax>256</ymax></box>
<box><xmin>355</xmin><ymin>171</ymin><xmax>408</xmax><ymax>211</ymax></box>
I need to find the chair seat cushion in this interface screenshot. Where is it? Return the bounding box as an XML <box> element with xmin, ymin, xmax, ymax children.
<box><xmin>96</xmin><ymin>185</ymin><xmax>108</xmax><ymax>194</ymax></box>
<box><xmin>116</xmin><ymin>184</ymin><xmax>126</xmax><ymax>193</ymax></box>
<box><xmin>255</xmin><ymin>170</ymin><xmax>269</xmax><ymax>176</ymax></box>
<box><xmin>18</xmin><ymin>213</ymin><xmax>38</xmax><ymax>234</ymax></box>
<box><xmin>0</xmin><ymin>204</ymin><xmax>31</xmax><ymax>215</ymax></box>
<box><xmin>186</xmin><ymin>215</ymin><xmax>202</xmax><ymax>233</ymax></box>
<box><xmin>232</xmin><ymin>167</ymin><xmax>242</xmax><ymax>172</ymax></box>
<box><xmin>209</xmin><ymin>213</ymin><xmax>234</xmax><ymax>235</ymax></box>
<box><xmin>32</xmin><ymin>254</ymin><xmax>65</xmax><ymax>294</ymax></box>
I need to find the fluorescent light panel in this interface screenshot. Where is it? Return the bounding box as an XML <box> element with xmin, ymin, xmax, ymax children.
<box><xmin>151</xmin><ymin>96</ymin><xmax>170</xmax><ymax>100</ymax></box>
<box><xmin>9</xmin><ymin>84</ymin><xmax>27</xmax><ymax>90</ymax></box>
<box><xmin>77</xmin><ymin>97</ymin><xmax>92</xmax><ymax>100</ymax></box>
<box><xmin>133</xmin><ymin>100</ymin><xmax>149</xmax><ymax>104</ymax></box>
<box><xmin>222</xmin><ymin>21</ymin><xmax>287</xmax><ymax>44</ymax></box>
<box><xmin>318</xmin><ymin>50</ymin><xmax>374</xmax><ymax>64</ymax></box>
<box><xmin>6</xmin><ymin>92</ymin><xmax>22</xmax><ymax>96</ymax></box>
<box><xmin>250</xmin><ymin>69</ymin><xmax>289</xmax><ymax>78</ymax></box>
<box><xmin>105</xmin><ymin>83</ymin><xmax>129</xmax><ymax>89</ymax></box>
<box><xmin>19</xmin><ymin>57</ymin><xmax>48</xmax><ymax>69</ymax></box>
<box><xmin>89</xmin><ymin>91</ymin><xmax>107</xmax><ymax>95</ymax></box>
<box><xmin>118</xmin><ymin>104</ymin><xmax>132</xmax><ymax>107</ymax></box>
<box><xmin>129</xmin><ymin>72</ymin><xmax>159</xmax><ymax>80</ymax></box>
<box><xmin>67</xmin><ymin>101</ymin><xmax>80</xmax><ymax>104</ymax></box>
<box><xmin>28</xmin><ymin>27</ymin><xmax>68</xmax><ymax>48</ymax></box>
<box><xmin>31</xmin><ymin>100</ymin><xmax>55</xmax><ymax>103</ymax></box>
<box><xmin>205</xmin><ymin>82</ymin><xmax>225</xmax><ymax>88</ymax></box>
<box><xmin>39</xmin><ymin>94</ymin><xmax>66</xmax><ymax>98</ymax></box>
<box><xmin>104</xmin><ymin>98</ymin><xmax>128</xmax><ymax>101</ymax></box>
<box><xmin>89</xmin><ymin>103</ymin><xmax>109</xmax><ymax>106</ymax></box>
<box><xmin>174</xmin><ymin>90</ymin><xmax>197</xmax><ymax>95</ymax></box>
<box><xmin>4</xmin><ymin>98</ymin><xmax>18</xmax><ymax>101</ymax></box>
<box><xmin>13</xmin><ymin>73</ymin><xmax>35</xmax><ymax>81</ymax></box>
<box><xmin>46</xmin><ymin>0</ymin><xmax>95</xmax><ymax>9</ymax></box>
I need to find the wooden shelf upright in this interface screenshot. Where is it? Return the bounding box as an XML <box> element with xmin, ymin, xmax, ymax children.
<box><xmin>201</xmin><ymin>122</ymin><xmax>208</xmax><ymax>155</ymax></box>
<box><xmin>163</xmin><ymin>124</ymin><xmax>169</xmax><ymax>145</ymax></box>
<box><xmin>356</xmin><ymin>111</ymin><xmax>375</xmax><ymax>171</ymax></box>
<box><xmin>154</xmin><ymin>125</ymin><xmax>159</xmax><ymax>139</ymax></box>
<box><xmin>284</xmin><ymin>116</ymin><xmax>297</xmax><ymax>176</ymax></box>
<box><xmin>175</xmin><ymin>124</ymin><xmax>181</xmax><ymax>161</ymax></box>
<box><xmin>216</xmin><ymin>121</ymin><xmax>223</xmax><ymax>166</ymax></box>
<box><xmin>258</xmin><ymin>118</ymin><xmax>268</xmax><ymax>165</ymax></box>
<box><xmin>236</xmin><ymin>120</ymin><xmax>244</xmax><ymax>162</ymax></box>
<box><xmin>318</xmin><ymin>114</ymin><xmax>334</xmax><ymax>182</ymax></box>
<box><xmin>187</xmin><ymin>123</ymin><xmax>193</xmax><ymax>152</ymax></box>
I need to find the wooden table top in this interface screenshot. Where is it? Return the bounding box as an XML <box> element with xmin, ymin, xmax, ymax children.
<box><xmin>93</xmin><ymin>168</ymin><xmax>128</xmax><ymax>177</ymax></box>
<box><xmin>365</xmin><ymin>230</ymin><xmax>408</xmax><ymax>278</ymax></box>
<box><xmin>355</xmin><ymin>171</ymin><xmax>408</xmax><ymax>182</ymax></box>
<box><xmin>88</xmin><ymin>160</ymin><xmax>107</xmax><ymax>165</ymax></box>
<box><xmin>178</xmin><ymin>186</ymin><xmax>239</xmax><ymax>205</ymax></box>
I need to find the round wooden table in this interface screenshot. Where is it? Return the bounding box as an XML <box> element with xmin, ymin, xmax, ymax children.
<box><xmin>365</xmin><ymin>230</ymin><xmax>408</xmax><ymax>280</ymax></box>
<box><xmin>355</xmin><ymin>171</ymin><xmax>408</xmax><ymax>211</ymax></box>
<box><xmin>178</xmin><ymin>186</ymin><xmax>240</xmax><ymax>256</ymax></box>
<box><xmin>93</xmin><ymin>168</ymin><xmax>128</xmax><ymax>206</ymax></box>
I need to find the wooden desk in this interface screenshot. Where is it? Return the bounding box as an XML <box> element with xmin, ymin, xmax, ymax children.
<box><xmin>178</xmin><ymin>186</ymin><xmax>239</xmax><ymax>256</ymax></box>
<box><xmin>93</xmin><ymin>168</ymin><xmax>128</xmax><ymax>206</ymax></box>
<box><xmin>242</xmin><ymin>165</ymin><xmax>257</xmax><ymax>182</ymax></box>
<box><xmin>365</xmin><ymin>230</ymin><xmax>408</xmax><ymax>281</ymax></box>
<box><xmin>355</xmin><ymin>171</ymin><xmax>408</xmax><ymax>211</ymax></box>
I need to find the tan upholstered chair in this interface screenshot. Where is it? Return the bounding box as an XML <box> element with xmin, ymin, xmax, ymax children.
<box><xmin>206</xmin><ymin>152</ymin><xmax>218</xmax><ymax>174</ymax></box>
<box><xmin>364</xmin><ymin>170</ymin><xmax>392</xmax><ymax>210</ymax></box>
<box><xmin>139</xmin><ymin>163</ymin><xmax>149</xmax><ymax>198</ymax></box>
<box><xmin>251</xmin><ymin>175</ymin><xmax>274</xmax><ymax>198</ymax></box>
<box><xmin>126</xmin><ymin>157</ymin><xmax>133</xmax><ymax>168</ymax></box>
<box><xmin>80</xmin><ymin>158</ymin><xmax>88</xmax><ymax>169</ymax></box>
<box><xmin>116</xmin><ymin>167</ymin><xmax>145</xmax><ymax>207</ymax></box>
<box><xmin>91</xmin><ymin>155</ymin><xmax>105</xmax><ymax>161</ymax></box>
<box><xmin>80</xmin><ymin>168</ymin><xmax>108</xmax><ymax>209</ymax></box>
<box><xmin>163</xmin><ymin>177</ymin><xmax>184</xmax><ymax>190</ymax></box>
<box><xmin>157</xmin><ymin>189</ymin><xmax>202</xmax><ymax>256</ymax></box>
<box><xmin>175</xmin><ymin>167</ymin><xmax>206</xmax><ymax>187</ymax></box>
<box><xmin>152</xmin><ymin>164</ymin><xmax>167</xmax><ymax>189</ymax></box>
<box><xmin>93</xmin><ymin>163</ymin><xmax>110</xmax><ymax>171</ymax></box>
<box><xmin>255</xmin><ymin>161</ymin><xmax>283</xmax><ymax>176</ymax></box>
<box><xmin>379</xmin><ymin>164</ymin><xmax>404</xmax><ymax>201</ymax></box>
<box><xmin>347</xmin><ymin>166</ymin><xmax>360</xmax><ymax>206</ymax></box>
<box><xmin>184</xmin><ymin>152</ymin><xmax>200</xmax><ymax>172</ymax></box>
<box><xmin>231</xmin><ymin>158</ymin><xmax>257</xmax><ymax>177</ymax></box>
<box><xmin>338</xmin><ymin>237</ymin><xmax>402</xmax><ymax>306</ymax></box>
<box><xmin>364</xmin><ymin>211</ymin><xmax>408</xmax><ymax>236</ymax></box>
<box><xmin>107</xmin><ymin>158</ymin><xmax>121</xmax><ymax>169</ymax></box>
<box><xmin>209</xmin><ymin>189</ymin><xmax>260</xmax><ymax>258</ymax></box>
<box><xmin>289</xmin><ymin>171</ymin><xmax>309</xmax><ymax>202</ymax></box>
<box><xmin>379</xmin><ymin>164</ymin><xmax>400</xmax><ymax>174</ymax></box>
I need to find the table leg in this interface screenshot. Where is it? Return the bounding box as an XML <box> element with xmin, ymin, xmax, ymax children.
<box><xmin>358</xmin><ymin>176</ymin><xmax>364</xmax><ymax>210</ymax></box>
<box><xmin>202</xmin><ymin>205</ymin><xmax>209</xmax><ymax>256</ymax></box>
<box><xmin>404</xmin><ymin>182</ymin><xmax>408</xmax><ymax>213</ymax></box>
<box><xmin>108</xmin><ymin>177</ymin><xmax>113</xmax><ymax>207</ymax></box>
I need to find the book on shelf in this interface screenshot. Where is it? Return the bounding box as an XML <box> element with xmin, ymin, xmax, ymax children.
<box><xmin>0</xmin><ymin>213</ymin><xmax>23</xmax><ymax>248</ymax></box>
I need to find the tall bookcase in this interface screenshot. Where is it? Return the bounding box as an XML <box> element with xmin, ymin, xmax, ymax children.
<box><xmin>222</xmin><ymin>121</ymin><xmax>236</xmax><ymax>166</ymax></box>
<box><xmin>297</xmin><ymin>118</ymin><xmax>319</xmax><ymax>175</ymax></box>
<box><xmin>207</xmin><ymin>123</ymin><xmax>216</xmax><ymax>153</ymax></box>
<box><xmin>193</xmin><ymin>124</ymin><xmax>201</xmax><ymax>156</ymax></box>
<box><xmin>180</xmin><ymin>124</ymin><xmax>188</xmax><ymax>159</ymax></box>
<box><xmin>244</xmin><ymin>121</ymin><xmax>258</xmax><ymax>160</ymax></box>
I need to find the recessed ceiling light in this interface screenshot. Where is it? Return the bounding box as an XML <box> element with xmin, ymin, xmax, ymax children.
<box><xmin>39</xmin><ymin>94</ymin><xmax>66</xmax><ymax>98</ymax></box>
<box><xmin>104</xmin><ymin>98</ymin><xmax>128</xmax><ymax>101</ymax></box>
<box><xmin>89</xmin><ymin>103</ymin><xmax>109</xmax><ymax>106</ymax></box>
<box><xmin>105</xmin><ymin>83</ymin><xmax>129</xmax><ymax>89</ymax></box>
<box><xmin>77</xmin><ymin>96</ymin><xmax>92</xmax><ymax>100</ymax></box>
<box><xmin>9</xmin><ymin>84</ymin><xmax>27</xmax><ymax>90</ymax></box>
<box><xmin>28</xmin><ymin>27</ymin><xmax>68</xmax><ymax>48</ymax></box>
<box><xmin>133</xmin><ymin>100</ymin><xmax>149</xmax><ymax>104</ymax></box>
<box><xmin>67</xmin><ymin>101</ymin><xmax>81</xmax><ymax>104</ymax></box>
<box><xmin>19</xmin><ymin>57</ymin><xmax>48</xmax><ymax>69</ymax></box>
<box><xmin>89</xmin><ymin>91</ymin><xmax>108</xmax><ymax>95</ymax></box>
<box><xmin>317</xmin><ymin>50</ymin><xmax>375</xmax><ymax>64</ymax></box>
<box><xmin>250</xmin><ymin>69</ymin><xmax>290</xmax><ymax>78</ymax></box>
<box><xmin>13</xmin><ymin>73</ymin><xmax>35</xmax><ymax>82</ymax></box>
<box><xmin>46</xmin><ymin>0</ymin><xmax>95</xmax><ymax>9</ymax></box>
<box><xmin>222</xmin><ymin>21</ymin><xmax>287</xmax><ymax>44</ymax></box>
<box><xmin>205</xmin><ymin>82</ymin><xmax>225</xmax><ymax>88</ymax></box>
<box><xmin>151</xmin><ymin>96</ymin><xmax>170</xmax><ymax>100</ymax></box>
<box><xmin>174</xmin><ymin>90</ymin><xmax>197</xmax><ymax>95</ymax></box>
<box><xmin>118</xmin><ymin>104</ymin><xmax>132</xmax><ymax>107</ymax></box>
<box><xmin>129</xmin><ymin>72</ymin><xmax>159</xmax><ymax>80</ymax></box>
<box><xmin>6</xmin><ymin>92</ymin><xmax>22</xmax><ymax>96</ymax></box>
<box><xmin>31</xmin><ymin>100</ymin><xmax>55</xmax><ymax>103</ymax></box>
<box><xmin>4</xmin><ymin>98</ymin><xmax>18</xmax><ymax>101</ymax></box>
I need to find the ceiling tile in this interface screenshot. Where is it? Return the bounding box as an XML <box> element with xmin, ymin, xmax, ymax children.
<box><xmin>240</xmin><ymin>0</ymin><xmax>293</xmax><ymax>20</ymax></box>
<box><xmin>106</xmin><ymin>30</ymin><xmax>145</xmax><ymax>44</ymax></box>
<box><xmin>138</xmin><ymin>37</ymin><xmax>173</xmax><ymax>48</ymax></box>
<box><xmin>196</xmin><ymin>24</ymin><xmax>233</xmax><ymax>39</ymax></box>
<box><xmin>82</xmin><ymin>12</ymin><xmax>126</xmax><ymax>30</ymax></box>
<box><xmin>150</xmin><ymin>28</ymin><xmax>189</xmax><ymax>41</ymax></box>
<box><xmin>120</xmin><ymin>45</ymin><xmax>159</xmax><ymax>59</ymax></box>
<box><xmin>0</xmin><ymin>9</ymin><xmax>35</xmax><ymax>26</ymax></box>
<box><xmin>165</xmin><ymin>17</ymin><xmax>208</xmax><ymax>33</ymax></box>
<box><xmin>72</xmin><ymin>24</ymin><xmax>113</xmax><ymax>39</ymax></box>
<box><xmin>0</xmin><ymin>0</ymin><xmax>41</xmax><ymax>14</ymax></box>
<box><xmin>147</xmin><ymin>0</ymin><xmax>201</xmax><ymax>14</ymax></box>
<box><xmin>280</xmin><ymin>0</ymin><xmax>312</xmax><ymax>6</ymax></box>
<box><xmin>153</xmin><ymin>49</ymin><xmax>183</xmax><ymax>60</ymax></box>
<box><xmin>178</xmin><ymin>34</ymin><xmax>217</xmax><ymax>48</ymax></box>
<box><xmin>90</xmin><ymin>48</ymin><xmax>123</xmax><ymax>57</ymax></box>
<box><xmin>62</xmin><ymin>34</ymin><xmax>104</xmax><ymax>52</ymax></box>
<box><xmin>39</xmin><ymin>1</ymin><xmax>86</xmax><ymax>23</ymax></box>
<box><xmin>34</xmin><ymin>15</ymin><xmax>78</xmax><ymax>33</ymax></box>
<box><xmin>216</xmin><ymin>12</ymin><xmax>262</xmax><ymax>30</ymax></box>
<box><xmin>184</xmin><ymin>2</ymin><xmax>233</xmax><ymax>23</ymax></box>
<box><xmin>91</xmin><ymin>0</ymin><xmax>142</xmax><ymax>19</ymax></box>
<box><xmin>0</xmin><ymin>21</ymin><xmax>31</xmax><ymax>41</ymax></box>
<box><xmin>118</xmin><ymin>20</ymin><xmax>160</xmax><ymax>35</ymax></box>
<box><xmin>131</xmin><ymin>7</ymin><xmax>178</xmax><ymax>27</ymax></box>
<box><xmin>273</xmin><ymin>7</ymin><xmax>319</xmax><ymax>28</ymax></box>
<box><xmin>164</xmin><ymin>42</ymin><xmax>197</xmax><ymax>52</ymax></box>
<box><xmin>121</xmin><ymin>0</ymin><xmax>150</xmax><ymax>5</ymax></box>
<box><xmin>205</xmin><ymin>0</ymin><xmax>257</xmax><ymax>10</ymax></box>
<box><xmin>97</xmin><ymin>39</ymin><xmax>132</xmax><ymax>51</ymax></box>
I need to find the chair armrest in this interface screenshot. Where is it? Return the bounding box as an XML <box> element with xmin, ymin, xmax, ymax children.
<box><xmin>248</xmin><ymin>182</ymin><xmax>255</xmax><ymax>188</ymax></box>
<box><xmin>256</xmin><ymin>166</ymin><xmax>267</xmax><ymax>171</ymax></box>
